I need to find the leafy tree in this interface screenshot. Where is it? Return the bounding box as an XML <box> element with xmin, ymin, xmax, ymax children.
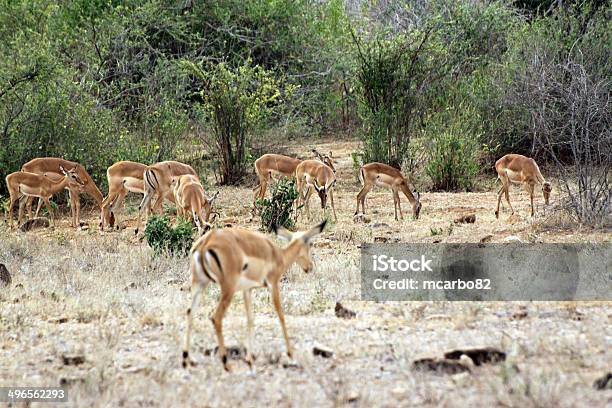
<box><xmin>185</xmin><ymin>60</ymin><xmax>293</xmax><ymax>184</ymax></box>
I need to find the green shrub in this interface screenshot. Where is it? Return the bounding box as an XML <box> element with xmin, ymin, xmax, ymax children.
<box><xmin>256</xmin><ymin>177</ymin><xmax>299</xmax><ymax>232</ymax></box>
<box><xmin>425</xmin><ymin>107</ymin><xmax>481</xmax><ymax>191</ymax></box>
<box><xmin>144</xmin><ymin>215</ymin><xmax>194</xmax><ymax>256</ymax></box>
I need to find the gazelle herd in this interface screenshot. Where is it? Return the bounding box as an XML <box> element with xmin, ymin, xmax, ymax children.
<box><xmin>4</xmin><ymin>151</ymin><xmax>552</xmax><ymax>370</ymax></box>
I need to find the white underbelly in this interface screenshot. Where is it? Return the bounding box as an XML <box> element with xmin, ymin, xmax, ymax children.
<box><xmin>18</xmin><ymin>185</ymin><xmax>44</xmax><ymax>197</ymax></box>
<box><xmin>123</xmin><ymin>177</ymin><xmax>144</xmax><ymax>193</ymax></box>
<box><xmin>504</xmin><ymin>170</ymin><xmax>524</xmax><ymax>184</ymax></box>
<box><xmin>235</xmin><ymin>276</ymin><xmax>264</xmax><ymax>291</ymax></box>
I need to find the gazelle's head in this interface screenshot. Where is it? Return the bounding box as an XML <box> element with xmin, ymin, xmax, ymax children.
<box><xmin>412</xmin><ymin>191</ymin><xmax>422</xmax><ymax>220</ymax></box>
<box><xmin>60</xmin><ymin>166</ymin><xmax>85</xmax><ymax>187</ymax></box>
<box><xmin>542</xmin><ymin>182</ymin><xmax>552</xmax><ymax>205</ymax></box>
<box><xmin>274</xmin><ymin>220</ymin><xmax>327</xmax><ymax>273</ymax></box>
<box><xmin>203</xmin><ymin>191</ymin><xmax>220</xmax><ymax>222</ymax></box>
<box><xmin>312</xmin><ymin>149</ymin><xmax>336</xmax><ymax>173</ymax></box>
<box><xmin>313</xmin><ymin>178</ymin><xmax>336</xmax><ymax>209</ymax></box>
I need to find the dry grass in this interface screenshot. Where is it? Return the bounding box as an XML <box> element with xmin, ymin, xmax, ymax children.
<box><xmin>0</xmin><ymin>137</ymin><xmax>610</xmax><ymax>407</ymax></box>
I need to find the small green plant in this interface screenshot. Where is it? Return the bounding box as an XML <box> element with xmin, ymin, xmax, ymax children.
<box><xmin>40</xmin><ymin>200</ymin><xmax>59</xmax><ymax>217</ymax></box>
<box><xmin>144</xmin><ymin>214</ymin><xmax>194</xmax><ymax>256</ymax></box>
<box><xmin>256</xmin><ymin>177</ymin><xmax>299</xmax><ymax>232</ymax></box>
<box><xmin>430</xmin><ymin>226</ymin><xmax>444</xmax><ymax>236</ymax></box>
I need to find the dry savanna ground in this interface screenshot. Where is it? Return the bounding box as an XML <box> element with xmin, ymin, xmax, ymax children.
<box><xmin>1</xmin><ymin>137</ymin><xmax>610</xmax><ymax>407</ymax></box>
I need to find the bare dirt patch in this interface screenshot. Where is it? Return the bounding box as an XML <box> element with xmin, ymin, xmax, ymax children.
<box><xmin>0</xmin><ymin>138</ymin><xmax>610</xmax><ymax>407</ymax></box>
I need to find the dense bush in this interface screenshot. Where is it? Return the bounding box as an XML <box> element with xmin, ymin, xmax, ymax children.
<box><xmin>256</xmin><ymin>177</ymin><xmax>299</xmax><ymax>232</ymax></box>
<box><xmin>144</xmin><ymin>215</ymin><xmax>194</xmax><ymax>256</ymax></box>
<box><xmin>424</xmin><ymin>106</ymin><xmax>482</xmax><ymax>191</ymax></box>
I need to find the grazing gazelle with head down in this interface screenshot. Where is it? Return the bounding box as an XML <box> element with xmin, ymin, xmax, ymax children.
<box><xmin>252</xmin><ymin>150</ymin><xmax>336</xmax><ymax>205</ymax></box>
<box><xmin>171</xmin><ymin>174</ymin><xmax>218</xmax><ymax>235</ymax></box>
<box><xmin>295</xmin><ymin>160</ymin><xmax>338</xmax><ymax>221</ymax></box>
<box><xmin>355</xmin><ymin>162</ymin><xmax>421</xmax><ymax>221</ymax></box>
<box><xmin>100</xmin><ymin>161</ymin><xmax>148</xmax><ymax>230</ymax></box>
<box><xmin>495</xmin><ymin>154</ymin><xmax>552</xmax><ymax>218</ymax></box>
<box><xmin>6</xmin><ymin>166</ymin><xmax>85</xmax><ymax>228</ymax></box>
<box><xmin>182</xmin><ymin>220</ymin><xmax>327</xmax><ymax>371</ymax></box>
<box><xmin>21</xmin><ymin>157</ymin><xmax>103</xmax><ymax>228</ymax></box>
<box><xmin>134</xmin><ymin>160</ymin><xmax>197</xmax><ymax>235</ymax></box>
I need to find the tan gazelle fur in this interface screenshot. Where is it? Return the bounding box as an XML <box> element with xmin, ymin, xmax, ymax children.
<box><xmin>183</xmin><ymin>220</ymin><xmax>327</xmax><ymax>371</ymax></box>
<box><xmin>100</xmin><ymin>161</ymin><xmax>148</xmax><ymax>230</ymax></box>
<box><xmin>253</xmin><ymin>151</ymin><xmax>336</xmax><ymax>204</ymax></box>
<box><xmin>171</xmin><ymin>174</ymin><xmax>219</xmax><ymax>235</ymax></box>
<box><xmin>355</xmin><ymin>162</ymin><xmax>421</xmax><ymax>221</ymax></box>
<box><xmin>295</xmin><ymin>160</ymin><xmax>338</xmax><ymax>221</ymax></box>
<box><xmin>6</xmin><ymin>166</ymin><xmax>85</xmax><ymax>228</ymax></box>
<box><xmin>495</xmin><ymin>154</ymin><xmax>552</xmax><ymax>218</ymax></box>
<box><xmin>135</xmin><ymin>161</ymin><xmax>197</xmax><ymax>234</ymax></box>
<box><xmin>21</xmin><ymin>158</ymin><xmax>103</xmax><ymax>228</ymax></box>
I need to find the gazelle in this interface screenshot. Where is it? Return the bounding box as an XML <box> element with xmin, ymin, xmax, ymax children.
<box><xmin>295</xmin><ymin>160</ymin><xmax>338</xmax><ymax>221</ymax></box>
<box><xmin>355</xmin><ymin>162</ymin><xmax>422</xmax><ymax>221</ymax></box>
<box><xmin>21</xmin><ymin>158</ymin><xmax>103</xmax><ymax>228</ymax></box>
<box><xmin>311</xmin><ymin>149</ymin><xmax>336</xmax><ymax>173</ymax></box>
<box><xmin>252</xmin><ymin>150</ymin><xmax>336</xmax><ymax>204</ymax></box>
<box><xmin>171</xmin><ymin>174</ymin><xmax>219</xmax><ymax>235</ymax></box>
<box><xmin>6</xmin><ymin>167</ymin><xmax>84</xmax><ymax>228</ymax></box>
<box><xmin>495</xmin><ymin>154</ymin><xmax>552</xmax><ymax>218</ymax></box>
<box><xmin>182</xmin><ymin>220</ymin><xmax>327</xmax><ymax>370</ymax></box>
<box><xmin>100</xmin><ymin>161</ymin><xmax>148</xmax><ymax>230</ymax></box>
<box><xmin>135</xmin><ymin>161</ymin><xmax>197</xmax><ymax>234</ymax></box>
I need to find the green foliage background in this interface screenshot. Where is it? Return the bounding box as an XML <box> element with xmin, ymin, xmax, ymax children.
<box><xmin>0</xmin><ymin>0</ymin><xmax>608</xmax><ymax>195</ymax></box>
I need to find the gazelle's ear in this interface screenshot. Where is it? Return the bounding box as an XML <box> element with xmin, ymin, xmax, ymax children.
<box><xmin>208</xmin><ymin>191</ymin><xmax>220</xmax><ymax>204</ymax></box>
<box><xmin>59</xmin><ymin>166</ymin><xmax>67</xmax><ymax>175</ymax></box>
<box><xmin>414</xmin><ymin>191</ymin><xmax>420</xmax><ymax>201</ymax></box>
<box><xmin>329</xmin><ymin>151</ymin><xmax>333</xmax><ymax>158</ymax></box>
<box><xmin>273</xmin><ymin>224</ymin><xmax>293</xmax><ymax>242</ymax></box>
<box><xmin>313</xmin><ymin>179</ymin><xmax>323</xmax><ymax>192</ymax></box>
<box><xmin>302</xmin><ymin>219</ymin><xmax>327</xmax><ymax>243</ymax></box>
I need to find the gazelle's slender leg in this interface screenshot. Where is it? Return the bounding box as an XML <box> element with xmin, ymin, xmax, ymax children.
<box><xmin>303</xmin><ymin>186</ymin><xmax>313</xmax><ymax>220</ymax></box>
<box><xmin>526</xmin><ymin>183</ymin><xmax>535</xmax><ymax>217</ymax></box>
<box><xmin>70</xmin><ymin>189</ymin><xmax>81</xmax><ymax>227</ymax></box>
<box><xmin>135</xmin><ymin>190</ymin><xmax>154</xmax><ymax>234</ymax></box>
<box><xmin>17</xmin><ymin>196</ymin><xmax>27</xmax><ymax>226</ymax></box>
<box><xmin>211</xmin><ymin>289</ymin><xmax>234</xmax><ymax>371</ymax></box>
<box><xmin>391</xmin><ymin>187</ymin><xmax>399</xmax><ymax>220</ymax></box>
<box><xmin>356</xmin><ymin>183</ymin><xmax>372</xmax><ymax>215</ymax></box>
<box><xmin>243</xmin><ymin>289</ymin><xmax>255</xmax><ymax>366</ymax></box>
<box><xmin>495</xmin><ymin>184</ymin><xmax>504</xmax><ymax>218</ymax></box>
<box><xmin>394</xmin><ymin>188</ymin><xmax>403</xmax><ymax>220</ymax></box>
<box><xmin>7</xmin><ymin>194</ymin><xmax>16</xmax><ymax>229</ymax></box>
<box><xmin>182</xmin><ymin>282</ymin><xmax>205</xmax><ymax>368</ymax></box>
<box><xmin>42</xmin><ymin>197</ymin><xmax>54</xmax><ymax>226</ymax></box>
<box><xmin>109</xmin><ymin>189</ymin><xmax>128</xmax><ymax>229</ymax></box>
<box><xmin>329</xmin><ymin>189</ymin><xmax>337</xmax><ymax>221</ymax></box>
<box><xmin>35</xmin><ymin>197</ymin><xmax>44</xmax><ymax>218</ymax></box>
<box><xmin>271</xmin><ymin>282</ymin><xmax>292</xmax><ymax>358</ymax></box>
<box><xmin>503</xmin><ymin>181</ymin><xmax>513</xmax><ymax>214</ymax></box>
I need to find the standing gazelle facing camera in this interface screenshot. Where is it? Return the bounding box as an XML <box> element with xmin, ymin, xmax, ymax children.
<box><xmin>183</xmin><ymin>220</ymin><xmax>327</xmax><ymax>371</ymax></box>
<box><xmin>495</xmin><ymin>154</ymin><xmax>552</xmax><ymax>218</ymax></box>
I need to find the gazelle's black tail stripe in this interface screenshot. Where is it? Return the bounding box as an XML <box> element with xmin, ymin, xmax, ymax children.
<box><xmin>208</xmin><ymin>249</ymin><xmax>222</xmax><ymax>274</ymax></box>
<box><xmin>144</xmin><ymin>168</ymin><xmax>160</xmax><ymax>194</ymax></box>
